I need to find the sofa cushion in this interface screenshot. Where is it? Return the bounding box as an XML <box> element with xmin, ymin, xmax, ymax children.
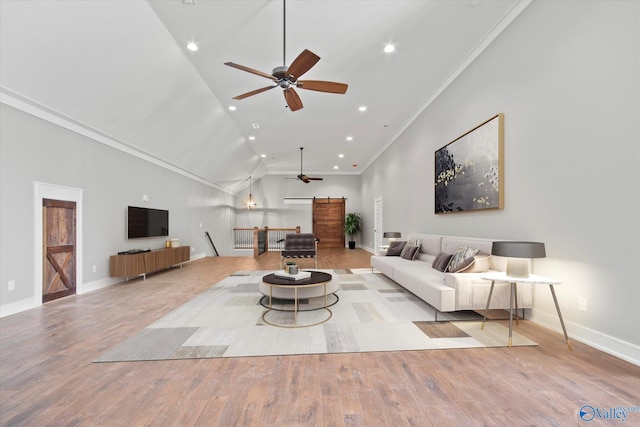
<box><xmin>386</xmin><ymin>240</ymin><xmax>406</xmax><ymax>256</ymax></box>
<box><xmin>432</xmin><ymin>252</ymin><xmax>453</xmax><ymax>272</ymax></box>
<box><xmin>457</xmin><ymin>253</ymin><xmax>491</xmax><ymax>273</ymax></box>
<box><xmin>447</xmin><ymin>246</ymin><xmax>479</xmax><ymax>272</ymax></box>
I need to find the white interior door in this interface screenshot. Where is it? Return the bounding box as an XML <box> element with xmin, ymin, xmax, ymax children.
<box><xmin>374</xmin><ymin>196</ymin><xmax>382</xmax><ymax>255</ymax></box>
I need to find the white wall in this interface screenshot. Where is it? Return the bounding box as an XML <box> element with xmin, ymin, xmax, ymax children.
<box><xmin>0</xmin><ymin>104</ymin><xmax>236</xmax><ymax>315</ymax></box>
<box><xmin>362</xmin><ymin>1</ymin><xmax>640</xmax><ymax>363</ymax></box>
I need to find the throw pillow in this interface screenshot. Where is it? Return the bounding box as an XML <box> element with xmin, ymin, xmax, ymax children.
<box><xmin>447</xmin><ymin>245</ymin><xmax>480</xmax><ymax>272</ymax></box>
<box><xmin>385</xmin><ymin>241</ymin><xmax>406</xmax><ymax>256</ymax></box>
<box><xmin>457</xmin><ymin>253</ymin><xmax>492</xmax><ymax>273</ymax></box>
<box><xmin>400</xmin><ymin>245</ymin><xmax>419</xmax><ymax>260</ymax></box>
<box><xmin>405</xmin><ymin>238</ymin><xmax>422</xmax><ymax>260</ymax></box>
<box><xmin>432</xmin><ymin>252</ymin><xmax>453</xmax><ymax>272</ymax></box>
<box><xmin>451</xmin><ymin>255</ymin><xmax>475</xmax><ymax>273</ymax></box>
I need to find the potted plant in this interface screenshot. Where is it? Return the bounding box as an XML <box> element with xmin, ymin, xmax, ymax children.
<box><xmin>344</xmin><ymin>212</ymin><xmax>362</xmax><ymax>249</ymax></box>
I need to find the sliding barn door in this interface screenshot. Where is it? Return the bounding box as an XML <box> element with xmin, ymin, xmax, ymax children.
<box><xmin>43</xmin><ymin>199</ymin><xmax>77</xmax><ymax>302</ymax></box>
<box><xmin>312</xmin><ymin>197</ymin><xmax>345</xmax><ymax>248</ymax></box>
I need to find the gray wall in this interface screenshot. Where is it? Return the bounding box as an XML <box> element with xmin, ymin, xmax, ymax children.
<box><xmin>0</xmin><ymin>104</ymin><xmax>236</xmax><ymax>313</ymax></box>
<box><xmin>362</xmin><ymin>1</ymin><xmax>639</xmax><ymax>361</ymax></box>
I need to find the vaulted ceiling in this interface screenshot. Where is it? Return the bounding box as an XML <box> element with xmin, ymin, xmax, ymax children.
<box><xmin>0</xmin><ymin>0</ymin><xmax>529</xmax><ymax>194</ymax></box>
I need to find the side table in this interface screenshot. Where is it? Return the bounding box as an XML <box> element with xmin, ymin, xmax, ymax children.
<box><xmin>481</xmin><ymin>273</ymin><xmax>572</xmax><ymax>351</ymax></box>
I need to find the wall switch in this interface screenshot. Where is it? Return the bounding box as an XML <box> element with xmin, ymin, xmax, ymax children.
<box><xmin>578</xmin><ymin>296</ymin><xmax>587</xmax><ymax>312</ymax></box>
<box><xmin>8</xmin><ymin>280</ymin><xmax>15</xmax><ymax>291</ymax></box>
<box><xmin>92</xmin><ymin>265</ymin><xmax>97</xmax><ymax>273</ymax></box>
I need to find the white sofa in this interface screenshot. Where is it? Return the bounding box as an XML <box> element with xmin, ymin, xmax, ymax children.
<box><xmin>371</xmin><ymin>234</ymin><xmax>533</xmax><ymax>318</ymax></box>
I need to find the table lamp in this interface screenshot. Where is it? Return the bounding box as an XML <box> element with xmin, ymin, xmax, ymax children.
<box><xmin>383</xmin><ymin>232</ymin><xmax>401</xmax><ymax>244</ymax></box>
<box><xmin>491</xmin><ymin>241</ymin><xmax>546</xmax><ymax>278</ymax></box>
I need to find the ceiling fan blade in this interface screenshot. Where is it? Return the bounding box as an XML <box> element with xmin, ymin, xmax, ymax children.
<box><xmin>297</xmin><ymin>80</ymin><xmax>348</xmax><ymax>94</ymax></box>
<box><xmin>224</xmin><ymin>62</ymin><xmax>277</xmax><ymax>81</ymax></box>
<box><xmin>307</xmin><ymin>177</ymin><xmax>324</xmax><ymax>181</ymax></box>
<box><xmin>284</xmin><ymin>87</ymin><xmax>303</xmax><ymax>111</ymax></box>
<box><xmin>232</xmin><ymin>85</ymin><xmax>278</xmax><ymax>100</ymax></box>
<box><xmin>286</xmin><ymin>49</ymin><xmax>320</xmax><ymax>81</ymax></box>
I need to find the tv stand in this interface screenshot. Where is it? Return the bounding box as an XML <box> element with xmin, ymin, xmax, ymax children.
<box><xmin>109</xmin><ymin>246</ymin><xmax>190</xmax><ymax>280</ymax></box>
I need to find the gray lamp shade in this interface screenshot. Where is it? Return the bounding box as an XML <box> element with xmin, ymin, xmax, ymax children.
<box><xmin>383</xmin><ymin>232</ymin><xmax>401</xmax><ymax>238</ymax></box>
<box><xmin>492</xmin><ymin>241</ymin><xmax>546</xmax><ymax>258</ymax></box>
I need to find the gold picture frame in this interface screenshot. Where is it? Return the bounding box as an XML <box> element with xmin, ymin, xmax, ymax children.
<box><xmin>434</xmin><ymin>113</ymin><xmax>504</xmax><ymax>214</ymax></box>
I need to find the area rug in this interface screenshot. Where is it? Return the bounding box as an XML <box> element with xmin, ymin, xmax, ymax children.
<box><xmin>95</xmin><ymin>269</ymin><xmax>536</xmax><ymax>362</ymax></box>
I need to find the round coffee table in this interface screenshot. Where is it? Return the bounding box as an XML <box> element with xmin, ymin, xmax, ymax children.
<box><xmin>261</xmin><ymin>271</ymin><xmax>333</xmax><ymax>328</ymax></box>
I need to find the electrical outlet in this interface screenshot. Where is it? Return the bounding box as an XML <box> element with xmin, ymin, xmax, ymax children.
<box><xmin>578</xmin><ymin>296</ymin><xmax>587</xmax><ymax>312</ymax></box>
<box><xmin>8</xmin><ymin>280</ymin><xmax>15</xmax><ymax>291</ymax></box>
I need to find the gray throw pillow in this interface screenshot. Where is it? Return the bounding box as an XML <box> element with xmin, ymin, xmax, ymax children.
<box><xmin>385</xmin><ymin>241</ymin><xmax>406</xmax><ymax>256</ymax></box>
<box><xmin>432</xmin><ymin>252</ymin><xmax>453</xmax><ymax>272</ymax></box>
<box><xmin>400</xmin><ymin>245</ymin><xmax>419</xmax><ymax>260</ymax></box>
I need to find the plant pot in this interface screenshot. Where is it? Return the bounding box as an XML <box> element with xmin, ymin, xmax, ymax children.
<box><xmin>348</xmin><ymin>241</ymin><xmax>356</xmax><ymax>249</ymax></box>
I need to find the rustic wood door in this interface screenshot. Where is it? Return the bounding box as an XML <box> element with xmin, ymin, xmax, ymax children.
<box><xmin>43</xmin><ymin>199</ymin><xmax>77</xmax><ymax>302</ymax></box>
<box><xmin>312</xmin><ymin>197</ymin><xmax>345</xmax><ymax>248</ymax></box>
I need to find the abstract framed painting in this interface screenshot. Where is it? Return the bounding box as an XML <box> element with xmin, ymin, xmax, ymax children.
<box><xmin>434</xmin><ymin>113</ymin><xmax>504</xmax><ymax>214</ymax></box>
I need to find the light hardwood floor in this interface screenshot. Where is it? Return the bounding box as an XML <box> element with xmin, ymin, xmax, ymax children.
<box><xmin>1</xmin><ymin>249</ymin><xmax>639</xmax><ymax>426</ymax></box>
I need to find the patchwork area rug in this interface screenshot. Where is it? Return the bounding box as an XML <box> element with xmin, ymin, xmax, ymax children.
<box><xmin>95</xmin><ymin>269</ymin><xmax>536</xmax><ymax>362</ymax></box>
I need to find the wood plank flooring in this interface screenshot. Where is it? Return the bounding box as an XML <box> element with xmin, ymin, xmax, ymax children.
<box><xmin>1</xmin><ymin>248</ymin><xmax>639</xmax><ymax>426</ymax></box>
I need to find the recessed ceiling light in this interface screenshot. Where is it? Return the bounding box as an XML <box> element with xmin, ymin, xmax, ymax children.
<box><xmin>358</xmin><ymin>106</ymin><xmax>367</xmax><ymax>112</ymax></box>
<box><xmin>186</xmin><ymin>42</ymin><xmax>198</xmax><ymax>52</ymax></box>
<box><xmin>333</xmin><ymin>165</ymin><xmax>339</xmax><ymax>170</ymax></box>
<box><xmin>252</xmin><ymin>123</ymin><xmax>260</xmax><ymax>129</ymax></box>
<box><xmin>383</xmin><ymin>43</ymin><xmax>395</xmax><ymax>53</ymax></box>
<box><xmin>338</xmin><ymin>154</ymin><xmax>344</xmax><ymax>158</ymax></box>
<box><xmin>228</xmin><ymin>106</ymin><xmax>236</xmax><ymax>111</ymax></box>
<box><xmin>346</xmin><ymin>136</ymin><xmax>353</xmax><ymax>141</ymax></box>
<box><xmin>260</xmin><ymin>154</ymin><xmax>267</xmax><ymax>158</ymax></box>
<box><xmin>248</xmin><ymin>136</ymin><xmax>256</xmax><ymax>141</ymax></box>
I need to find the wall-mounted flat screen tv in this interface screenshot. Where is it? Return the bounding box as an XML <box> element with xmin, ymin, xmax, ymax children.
<box><xmin>127</xmin><ymin>206</ymin><xmax>169</xmax><ymax>239</ymax></box>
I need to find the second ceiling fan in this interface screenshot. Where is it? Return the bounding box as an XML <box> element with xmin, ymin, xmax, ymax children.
<box><xmin>224</xmin><ymin>0</ymin><xmax>348</xmax><ymax>111</ymax></box>
<box><xmin>296</xmin><ymin>147</ymin><xmax>323</xmax><ymax>183</ymax></box>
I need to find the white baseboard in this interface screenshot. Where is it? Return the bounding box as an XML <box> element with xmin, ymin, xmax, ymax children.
<box><xmin>529</xmin><ymin>308</ymin><xmax>640</xmax><ymax>367</ymax></box>
<box><xmin>79</xmin><ymin>277</ymin><xmax>122</xmax><ymax>294</ymax></box>
<box><xmin>190</xmin><ymin>252</ymin><xmax>206</xmax><ymax>261</ymax></box>
<box><xmin>1</xmin><ymin>253</ymin><xmax>209</xmax><ymax>318</ymax></box>
<box><xmin>0</xmin><ymin>296</ymin><xmax>39</xmax><ymax>318</ymax></box>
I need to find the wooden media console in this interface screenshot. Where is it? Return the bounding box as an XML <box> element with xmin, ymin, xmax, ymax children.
<box><xmin>109</xmin><ymin>246</ymin><xmax>190</xmax><ymax>280</ymax></box>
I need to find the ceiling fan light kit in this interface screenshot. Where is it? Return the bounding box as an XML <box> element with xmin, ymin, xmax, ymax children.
<box><xmin>224</xmin><ymin>0</ymin><xmax>348</xmax><ymax>111</ymax></box>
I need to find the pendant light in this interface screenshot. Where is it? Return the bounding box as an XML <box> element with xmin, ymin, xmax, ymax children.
<box><xmin>245</xmin><ymin>176</ymin><xmax>257</xmax><ymax>209</ymax></box>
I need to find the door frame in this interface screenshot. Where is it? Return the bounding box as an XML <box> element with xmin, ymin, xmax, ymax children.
<box><xmin>374</xmin><ymin>196</ymin><xmax>382</xmax><ymax>255</ymax></box>
<box><xmin>34</xmin><ymin>182</ymin><xmax>83</xmax><ymax>306</ymax></box>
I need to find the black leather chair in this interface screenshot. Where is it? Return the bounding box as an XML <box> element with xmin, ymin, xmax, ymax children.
<box><xmin>279</xmin><ymin>233</ymin><xmax>319</xmax><ymax>269</ymax></box>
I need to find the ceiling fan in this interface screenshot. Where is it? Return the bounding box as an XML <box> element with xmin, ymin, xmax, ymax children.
<box><xmin>296</xmin><ymin>147</ymin><xmax>323</xmax><ymax>183</ymax></box>
<box><xmin>224</xmin><ymin>0</ymin><xmax>348</xmax><ymax>112</ymax></box>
